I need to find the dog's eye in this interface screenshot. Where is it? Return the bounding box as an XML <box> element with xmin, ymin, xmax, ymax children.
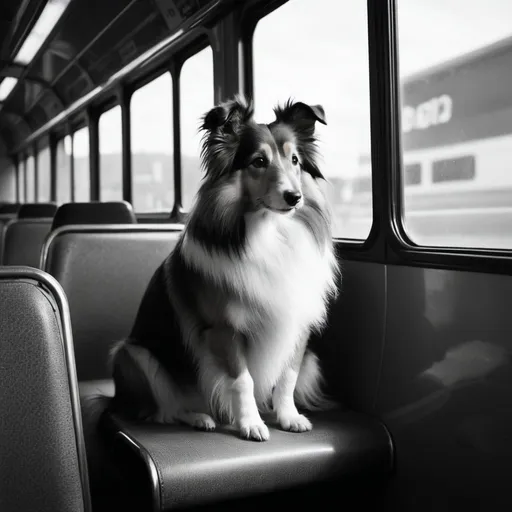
<box><xmin>292</xmin><ymin>155</ymin><xmax>299</xmax><ymax>166</ymax></box>
<box><xmin>252</xmin><ymin>157</ymin><xmax>267</xmax><ymax>168</ymax></box>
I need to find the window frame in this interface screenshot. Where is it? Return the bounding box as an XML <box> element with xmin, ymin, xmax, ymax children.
<box><xmin>25</xmin><ymin>151</ymin><xmax>36</xmax><ymax>203</ymax></box>
<box><xmin>128</xmin><ymin>68</ymin><xmax>175</xmax><ymax>215</ymax></box>
<box><xmin>6</xmin><ymin>0</ymin><xmax>512</xmax><ymax>276</ymax></box>
<box><xmin>36</xmin><ymin>140</ymin><xmax>52</xmax><ymax>203</ymax></box>
<box><xmin>126</xmin><ymin>35</ymin><xmax>212</xmax><ymax>219</ymax></box>
<box><xmin>242</xmin><ymin>0</ymin><xmax>383</xmax><ymax>263</ymax></box>
<box><xmin>97</xmin><ymin>101</ymin><xmax>123</xmax><ymax>203</ymax></box>
<box><xmin>71</xmin><ymin>121</ymin><xmax>91</xmax><ymax>203</ymax></box>
<box><xmin>371</xmin><ymin>0</ymin><xmax>512</xmax><ymax>276</ymax></box>
<box><xmin>54</xmin><ymin>133</ymin><xmax>73</xmax><ymax>205</ymax></box>
<box><xmin>18</xmin><ymin>154</ymin><xmax>27</xmax><ymax>203</ymax></box>
<box><xmin>178</xmin><ymin>39</ymin><xmax>214</xmax><ymax>214</ymax></box>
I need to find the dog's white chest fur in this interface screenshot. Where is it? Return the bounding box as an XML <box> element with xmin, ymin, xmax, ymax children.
<box><xmin>229</xmin><ymin>211</ymin><xmax>334</xmax><ymax>329</ymax></box>
<box><xmin>182</xmin><ymin>210</ymin><xmax>336</xmax><ymax>403</ymax></box>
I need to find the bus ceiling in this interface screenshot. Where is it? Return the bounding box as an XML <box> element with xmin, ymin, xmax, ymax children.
<box><xmin>0</xmin><ymin>0</ymin><xmax>226</xmax><ymax>157</ymax></box>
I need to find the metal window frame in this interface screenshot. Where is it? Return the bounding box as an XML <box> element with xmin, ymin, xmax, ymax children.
<box><xmin>5</xmin><ymin>0</ymin><xmax>512</xmax><ymax>275</ymax></box>
<box><xmin>370</xmin><ymin>0</ymin><xmax>512</xmax><ymax>275</ymax></box>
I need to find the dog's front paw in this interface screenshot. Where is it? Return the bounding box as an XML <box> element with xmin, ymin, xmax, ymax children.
<box><xmin>239</xmin><ymin>418</ymin><xmax>270</xmax><ymax>442</ymax></box>
<box><xmin>278</xmin><ymin>413</ymin><xmax>312</xmax><ymax>433</ymax></box>
<box><xmin>190</xmin><ymin>413</ymin><xmax>216</xmax><ymax>431</ymax></box>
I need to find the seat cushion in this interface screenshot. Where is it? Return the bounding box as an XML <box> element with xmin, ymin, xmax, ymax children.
<box><xmin>79</xmin><ymin>379</ymin><xmax>115</xmax><ymax>399</ymax></box>
<box><xmin>104</xmin><ymin>409</ymin><xmax>393</xmax><ymax>510</ymax></box>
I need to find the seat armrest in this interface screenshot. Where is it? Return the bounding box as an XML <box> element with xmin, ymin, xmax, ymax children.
<box><xmin>103</xmin><ymin>409</ymin><xmax>393</xmax><ymax>511</ymax></box>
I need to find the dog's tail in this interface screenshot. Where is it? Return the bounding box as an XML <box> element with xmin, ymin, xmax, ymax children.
<box><xmin>294</xmin><ymin>349</ymin><xmax>337</xmax><ymax>411</ymax></box>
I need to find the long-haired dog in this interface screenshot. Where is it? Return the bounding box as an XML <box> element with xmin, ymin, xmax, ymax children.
<box><xmin>110</xmin><ymin>96</ymin><xmax>340</xmax><ymax>441</ymax></box>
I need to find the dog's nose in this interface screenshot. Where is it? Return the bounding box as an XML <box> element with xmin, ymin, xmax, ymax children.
<box><xmin>283</xmin><ymin>190</ymin><xmax>302</xmax><ymax>206</ymax></box>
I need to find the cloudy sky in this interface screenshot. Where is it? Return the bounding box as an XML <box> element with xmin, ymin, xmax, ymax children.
<box><xmin>75</xmin><ymin>0</ymin><xmax>512</xmax><ymax>182</ymax></box>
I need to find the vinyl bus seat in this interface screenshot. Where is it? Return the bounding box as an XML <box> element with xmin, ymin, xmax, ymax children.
<box><xmin>18</xmin><ymin>202</ymin><xmax>58</xmax><ymax>219</ymax></box>
<box><xmin>0</xmin><ymin>267</ymin><xmax>91</xmax><ymax>512</ymax></box>
<box><xmin>42</xmin><ymin>222</ymin><xmax>180</xmax><ymax>382</ymax></box>
<box><xmin>0</xmin><ymin>203</ymin><xmax>21</xmax><ymax>215</ymax></box>
<box><xmin>51</xmin><ymin>201</ymin><xmax>137</xmax><ymax>230</ymax></box>
<box><xmin>1</xmin><ymin>202</ymin><xmax>58</xmax><ymax>268</ymax></box>
<box><xmin>41</xmin><ymin>213</ymin><xmax>183</xmax><ymax>501</ymax></box>
<box><xmin>41</xmin><ymin>208</ymin><xmax>393</xmax><ymax>510</ymax></box>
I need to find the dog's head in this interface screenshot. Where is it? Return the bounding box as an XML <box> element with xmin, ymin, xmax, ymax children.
<box><xmin>200</xmin><ymin>95</ymin><xmax>326</xmax><ymax>214</ymax></box>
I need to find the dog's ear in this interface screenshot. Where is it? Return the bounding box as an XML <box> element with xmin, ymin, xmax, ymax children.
<box><xmin>273</xmin><ymin>100</ymin><xmax>327</xmax><ymax>180</ymax></box>
<box><xmin>199</xmin><ymin>96</ymin><xmax>254</xmax><ymax>179</ymax></box>
<box><xmin>202</xmin><ymin>96</ymin><xmax>254</xmax><ymax>136</ymax></box>
<box><xmin>273</xmin><ymin>100</ymin><xmax>327</xmax><ymax>133</ymax></box>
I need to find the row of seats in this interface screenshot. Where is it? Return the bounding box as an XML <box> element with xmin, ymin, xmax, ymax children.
<box><xmin>1</xmin><ymin>200</ymin><xmax>393</xmax><ymax>511</ymax></box>
<box><xmin>0</xmin><ymin>201</ymin><xmax>137</xmax><ymax>268</ymax></box>
<box><xmin>0</xmin><ymin>202</ymin><xmax>55</xmax><ymax>267</ymax></box>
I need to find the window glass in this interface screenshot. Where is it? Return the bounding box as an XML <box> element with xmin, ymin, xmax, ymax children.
<box><xmin>56</xmin><ymin>136</ymin><xmax>71</xmax><ymax>204</ymax></box>
<box><xmin>0</xmin><ymin>163</ymin><xmax>16</xmax><ymax>202</ymax></box>
<box><xmin>38</xmin><ymin>147</ymin><xmax>51</xmax><ymax>202</ymax></box>
<box><xmin>180</xmin><ymin>47</ymin><xmax>213</xmax><ymax>210</ymax></box>
<box><xmin>18</xmin><ymin>159</ymin><xmax>26</xmax><ymax>202</ymax></box>
<box><xmin>99</xmin><ymin>105</ymin><xmax>123</xmax><ymax>201</ymax></box>
<box><xmin>26</xmin><ymin>155</ymin><xmax>35</xmax><ymax>202</ymax></box>
<box><xmin>73</xmin><ymin>127</ymin><xmax>90</xmax><ymax>201</ymax></box>
<box><xmin>131</xmin><ymin>73</ymin><xmax>173</xmax><ymax>211</ymax></box>
<box><xmin>404</xmin><ymin>163</ymin><xmax>422</xmax><ymax>186</ymax></box>
<box><xmin>398</xmin><ymin>0</ymin><xmax>512</xmax><ymax>249</ymax></box>
<box><xmin>253</xmin><ymin>0</ymin><xmax>372</xmax><ymax>240</ymax></box>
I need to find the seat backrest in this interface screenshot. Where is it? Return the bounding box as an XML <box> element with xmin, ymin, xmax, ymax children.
<box><xmin>0</xmin><ymin>267</ymin><xmax>91</xmax><ymax>512</ymax></box>
<box><xmin>42</xmin><ymin>225</ymin><xmax>182</xmax><ymax>381</ymax></box>
<box><xmin>2</xmin><ymin>218</ymin><xmax>54</xmax><ymax>268</ymax></box>
<box><xmin>1</xmin><ymin>202</ymin><xmax>58</xmax><ymax>268</ymax></box>
<box><xmin>52</xmin><ymin>201</ymin><xmax>136</xmax><ymax>230</ymax></box>
<box><xmin>18</xmin><ymin>202</ymin><xmax>58</xmax><ymax>219</ymax></box>
<box><xmin>0</xmin><ymin>203</ymin><xmax>21</xmax><ymax>216</ymax></box>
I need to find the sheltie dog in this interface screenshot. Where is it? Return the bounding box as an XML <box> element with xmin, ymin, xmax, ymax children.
<box><xmin>110</xmin><ymin>95</ymin><xmax>340</xmax><ymax>441</ymax></box>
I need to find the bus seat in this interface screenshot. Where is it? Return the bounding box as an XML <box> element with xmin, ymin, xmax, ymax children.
<box><xmin>0</xmin><ymin>203</ymin><xmax>21</xmax><ymax>215</ymax></box>
<box><xmin>2</xmin><ymin>204</ymin><xmax>56</xmax><ymax>268</ymax></box>
<box><xmin>18</xmin><ymin>202</ymin><xmax>58</xmax><ymax>219</ymax></box>
<box><xmin>42</xmin><ymin>220</ymin><xmax>394</xmax><ymax>507</ymax></box>
<box><xmin>52</xmin><ymin>201</ymin><xmax>136</xmax><ymax>230</ymax></box>
<box><xmin>41</xmin><ymin>222</ymin><xmax>182</xmax><ymax>498</ymax></box>
<box><xmin>0</xmin><ymin>267</ymin><xmax>91</xmax><ymax>512</ymax></box>
<box><xmin>42</xmin><ymin>223</ymin><xmax>182</xmax><ymax>382</ymax></box>
<box><xmin>105</xmin><ymin>409</ymin><xmax>393</xmax><ymax>510</ymax></box>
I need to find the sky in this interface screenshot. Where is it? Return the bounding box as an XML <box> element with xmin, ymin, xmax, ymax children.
<box><xmin>74</xmin><ymin>0</ymin><xmax>512</xmax><ymax>180</ymax></box>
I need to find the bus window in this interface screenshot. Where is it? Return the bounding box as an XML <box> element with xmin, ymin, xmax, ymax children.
<box><xmin>131</xmin><ymin>73</ymin><xmax>173</xmax><ymax>212</ymax></box>
<box><xmin>397</xmin><ymin>0</ymin><xmax>512</xmax><ymax>249</ymax></box>
<box><xmin>432</xmin><ymin>156</ymin><xmax>475</xmax><ymax>183</ymax></box>
<box><xmin>26</xmin><ymin>155</ymin><xmax>35</xmax><ymax>202</ymax></box>
<box><xmin>0</xmin><ymin>163</ymin><xmax>16</xmax><ymax>202</ymax></box>
<box><xmin>56</xmin><ymin>136</ymin><xmax>71</xmax><ymax>204</ymax></box>
<box><xmin>99</xmin><ymin>105</ymin><xmax>123</xmax><ymax>201</ymax></box>
<box><xmin>73</xmin><ymin>127</ymin><xmax>90</xmax><ymax>201</ymax></box>
<box><xmin>404</xmin><ymin>163</ymin><xmax>422</xmax><ymax>186</ymax></box>
<box><xmin>180</xmin><ymin>46</ymin><xmax>213</xmax><ymax>210</ymax></box>
<box><xmin>38</xmin><ymin>146</ymin><xmax>51</xmax><ymax>202</ymax></box>
<box><xmin>253</xmin><ymin>0</ymin><xmax>372</xmax><ymax>240</ymax></box>
<box><xmin>18</xmin><ymin>159</ymin><xmax>26</xmax><ymax>202</ymax></box>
